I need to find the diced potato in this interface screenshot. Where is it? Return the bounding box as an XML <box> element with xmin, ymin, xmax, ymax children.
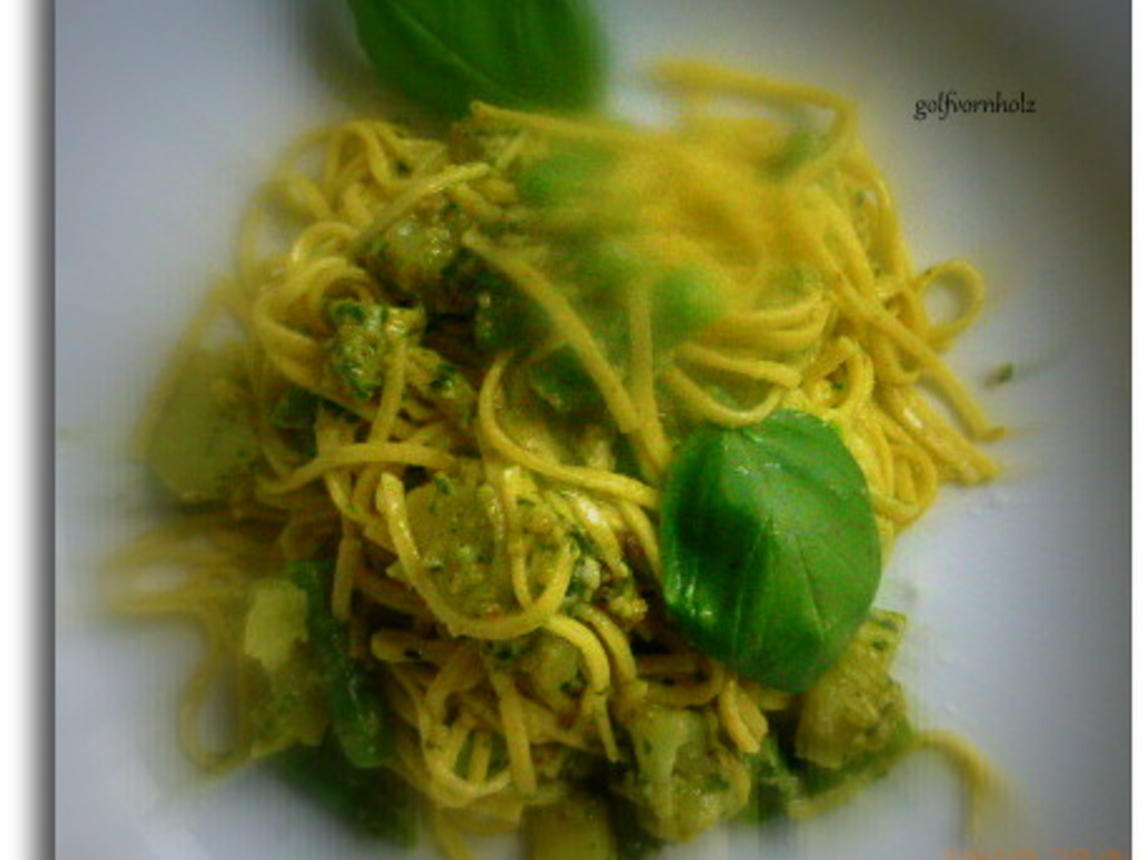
<box><xmin>517</xmin><ymin>631</ymin><xmax>584</xmax><ymax>713</ymax></box>
<box><xmin>525</xmin><ymin>791</ymin><xmax>617</xmax><ymax>860</ymax></box>
<box><xmin>403</xmin><ymin>465</ymin><xmax>508</xmax><ymax>618</ymax></box>
<box><xmin>795</xmin><ymin>610</ymin><xmax>908</xmax><ymax>770</ymax></box>
<box><xmin>618</xmin><ymin>705</ymin><xmax>750</xmax><ymax>841</ymax></box>
<box><xmin>146</xmin><ymin>347</ymin><xmax>259</xmax><ymax>503</ymax></box>
<box><xmin>246</xmin><ymin>648</ymin><xmax>329</xmax><ymax>760</ymax></box>
<box><xmin>243</xmin><ymin>579</ymin><xmax>309</xmax><ymax>672</ymax></box>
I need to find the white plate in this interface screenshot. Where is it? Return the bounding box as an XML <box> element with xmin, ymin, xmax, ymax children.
<box><xmin>56</xmin><ymin>0</ymin><xmax>1130</xmax><ymax>857</ymax></box>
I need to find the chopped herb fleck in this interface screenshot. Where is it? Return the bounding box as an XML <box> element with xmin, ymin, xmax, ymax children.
<box><xmin>987</xmin><ymin>362</ymin><xmax>1015</xmax><ymax>387</ymax></box>
<box><xmin>429</xmin><ymin>362</ymin><xmax>461</xmax><ymax>393</ymax></box>
<box><xmin>271</xmin><ymin>387</ymin><xmax>319</xmax><ymax>431</ymax></box>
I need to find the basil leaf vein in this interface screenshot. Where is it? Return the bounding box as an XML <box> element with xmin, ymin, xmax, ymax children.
<box><xmin>347</xmin><ymin>0</ymin><xmax>606</xmax><ymax>118</ymax></box>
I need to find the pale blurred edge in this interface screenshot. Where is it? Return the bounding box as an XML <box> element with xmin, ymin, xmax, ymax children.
<box><xmin>5</xmin><ymin>0</ymin><xmax>38</xmax><ymax>857</ymax></box>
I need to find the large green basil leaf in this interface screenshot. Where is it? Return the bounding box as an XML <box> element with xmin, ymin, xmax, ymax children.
<box><xmin>346</xmin><ymin>0</ymin><xmax>606</xmax><ymax>119</ymax></box>
<box><xmin>659</xmin><ymin>410</ymin><xmax>881</xmax><ymax>693</ymax></box>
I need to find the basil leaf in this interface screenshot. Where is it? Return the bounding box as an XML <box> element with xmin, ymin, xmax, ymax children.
<box><xmin>346</xmin><ymin>0</ymin><xmax>606</xmax><ymax>119</ymax></box>
<box><xmin>659</xmin><ymin>409</ymin><xmax>881</xmax><ymax>693</ymax></box>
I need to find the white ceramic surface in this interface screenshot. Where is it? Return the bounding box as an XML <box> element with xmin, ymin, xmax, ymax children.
<box><xmin>56</xmin><ymin>0</ymin><xmax>1130</xmax><ymax>857</ymax></box>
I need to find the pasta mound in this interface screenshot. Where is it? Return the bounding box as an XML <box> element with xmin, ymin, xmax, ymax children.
<box><xmin>114</xmin><ymin>61</ymin><xmax>1000</xmax><ymax>857</ymax></box>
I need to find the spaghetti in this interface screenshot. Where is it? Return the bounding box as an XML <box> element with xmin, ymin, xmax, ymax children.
<box><xmin>113</xmin><ymin>61</ymin><xmax>1000</xmax><ymax>856</ymax></box>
